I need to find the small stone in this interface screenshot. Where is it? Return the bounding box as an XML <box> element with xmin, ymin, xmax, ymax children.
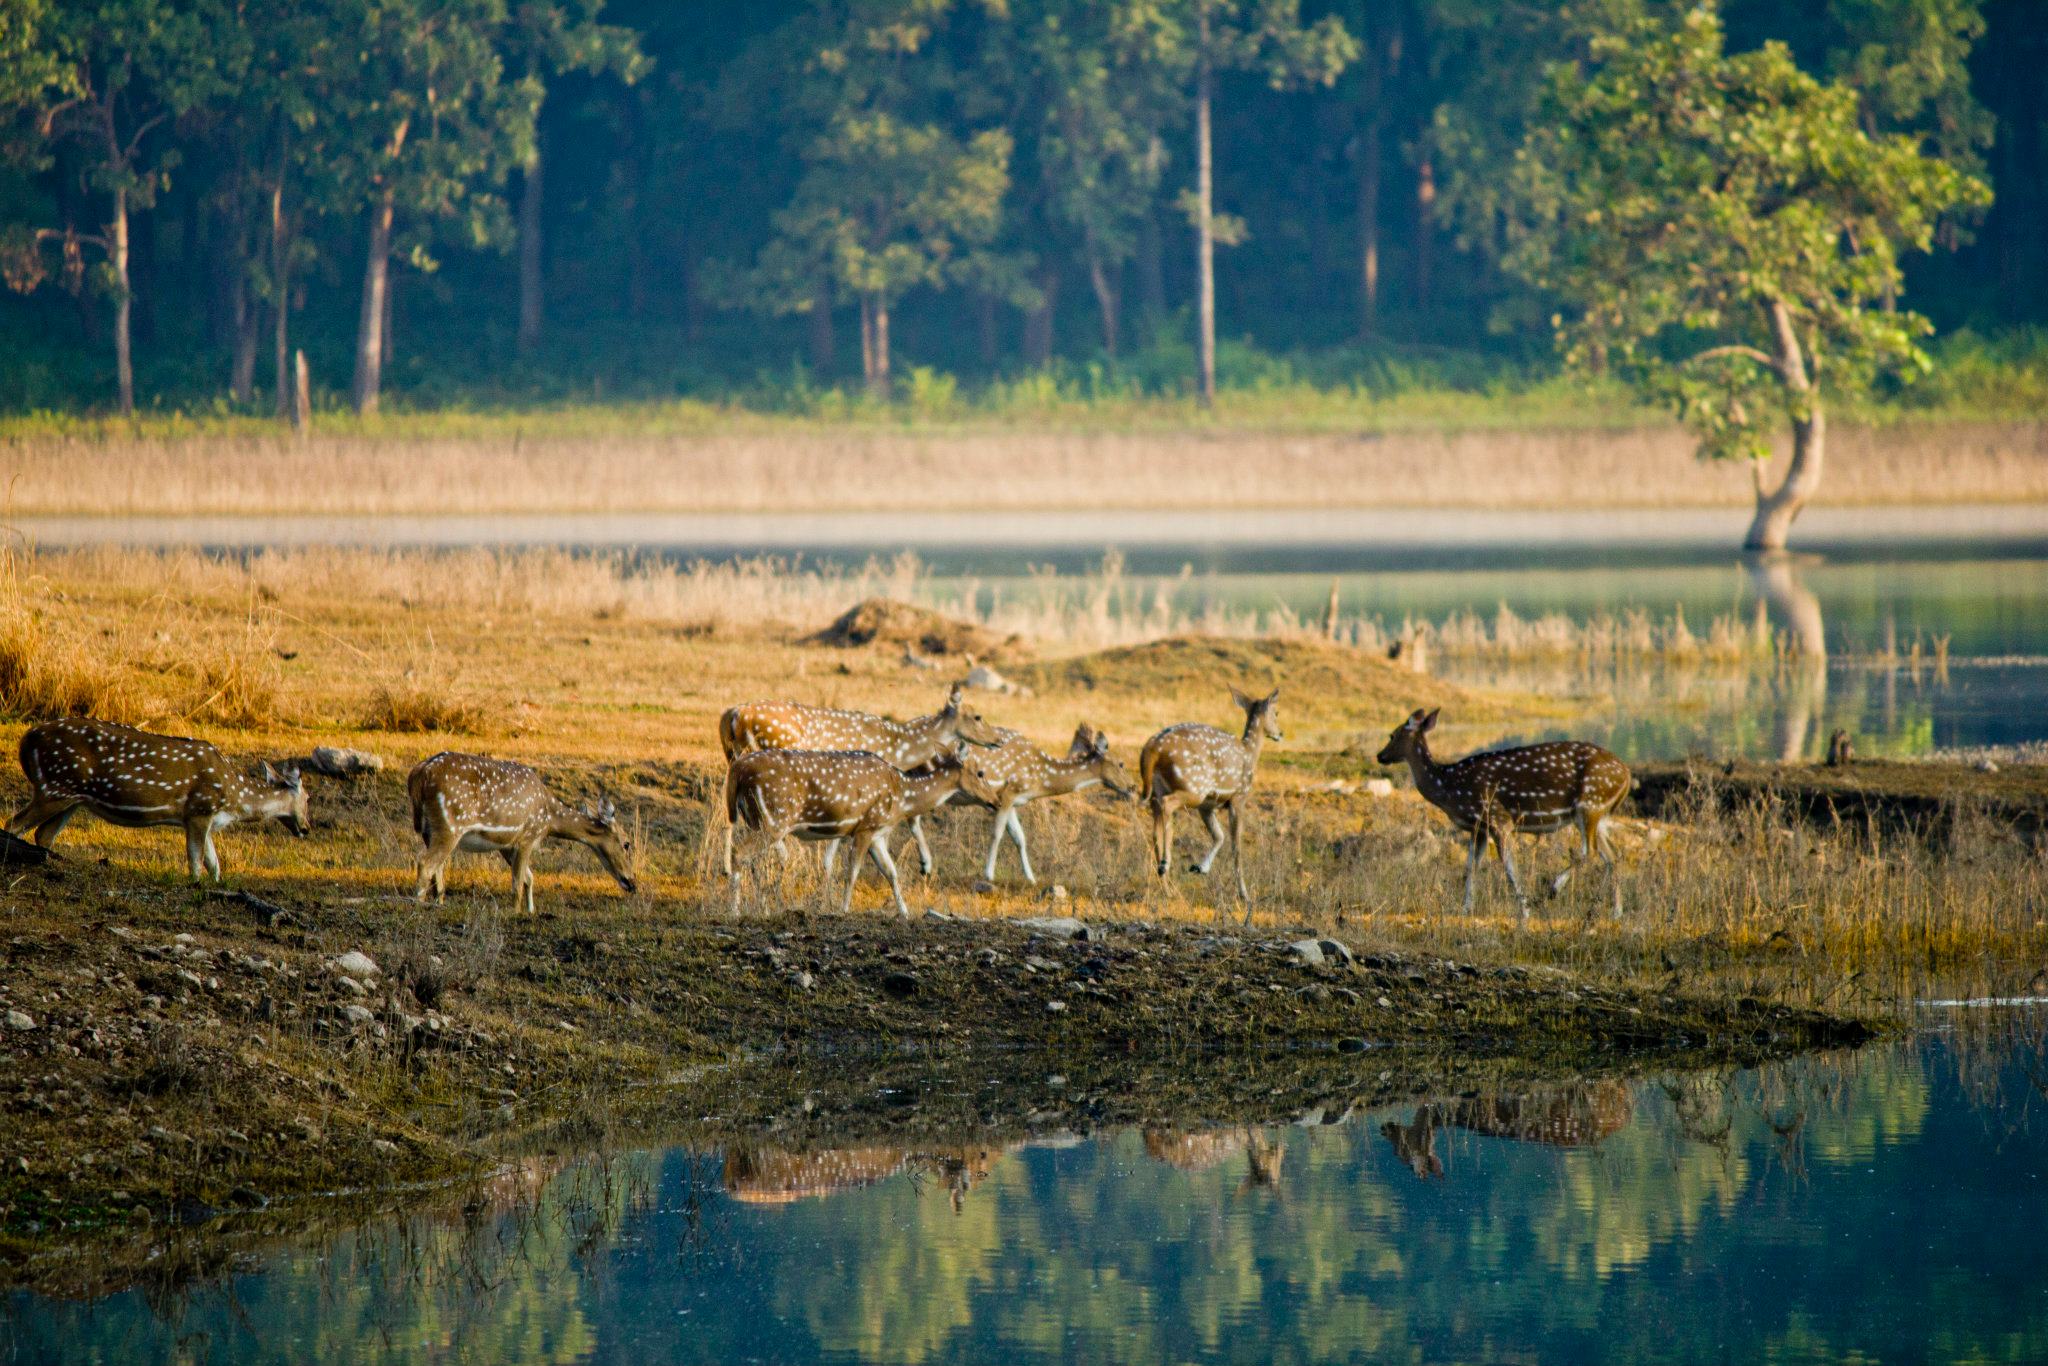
<box><xmin>1287</xmin><ymin>939</ymin><xmax>1326</xmax><ymax>967</ymax></box>
<box><xmin>1317</xmin><ymin>937</ymin><xmax>1356</xmax><ymax>966</ymax></box>
<box><xmin>1362</xmin><ymin>778</ymin><xmax>1395</xmax><ymax>798</ymax></box>
<box><xmin>792</xmin><ymin>971</ymin><xmax>816</xmax><ymax>991</ymax></box>
<box><xmin>173</xmin><ymin>933</ymin><xmax>195</xmax><ymax>945</ymax></box>
<box><xmin>1018</xmin><ymin>916</ymin><xmax>1091</xmax><ymax>941</ymax></box>
<box><xmin>970</xmin><ymin>878</ymin><xmax>996</xmax><ymax>894</ymax></box>
<box><xmin>1048</xmin><ymin>885</ymin><xmax>1069</xmax><ymax>902</ymax></box>
<box><xmin>340</xmin><ymin>1004</ymin><xmax>375</xmax><ymax>1026</ymax></box>
<box><xmin>1376</xmin><ymin>996</ymin><xmax>1394</xmax><ymax>1009</ymax></box>
<box><xmin>175</xmin><ymin>969</ymin><xmax>205</xmax><ymax>990</ymax></box>
<box><xmin>330</xmin><ymin>951</ymin><xmax>380</xmax><ymax>979</ymax></box>
<box><xmin>337</xmin><ymin>975</ymin><xmax>368</xmax><ymax>997</ymax></box>
<box><xmin>923</xmin><ymin>908</ymin><xmax>956</xmax><ymax>922</ymax></box>
<box><xmin>1977</xmin><ymin>759</ymin><xmax>2000</xmax><ymax>774</ymax></box>
<box><xmin>1336</xmin><ymin>1037</ymin><xmax>1368</xmax><ymax>1053</ymax></box>
<box><xmin>371</xmin><ymin>1139</ymin><xmax>400</xmax><ymax>1155</ymax></box>
<box><xmin>6</xmin><ymin>1009</ymin><xmax>35</xmax><ymax>1031</ymax></box>
<box><xmin>1045</xmin><ymin>1000</ymin><xmax>1067</xmax><ymax>1014</ymax></box>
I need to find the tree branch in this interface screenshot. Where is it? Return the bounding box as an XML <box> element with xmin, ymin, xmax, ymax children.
<box><xmin>1686</xmin><ymin>344</ymin><xmax>1776</xmax><ymax>370</ymax></box>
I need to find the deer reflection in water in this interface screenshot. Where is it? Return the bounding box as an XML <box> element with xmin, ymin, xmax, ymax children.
<box><xmin>1143</xmin><ymin>1126</ymin><xmax>1287</xmax><ymax>1196</ymax></box>
<box><xmin>722</xmin><ymin>1143</ymin><xmax>1007</xmax><ymax>1213</ymax></box>
<box><xmin>1380</xmin><ymin>1080</ymin><xmax>1636</xmax><ymax>1180</ymax></box>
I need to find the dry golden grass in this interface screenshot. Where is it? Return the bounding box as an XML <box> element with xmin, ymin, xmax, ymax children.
<box><xmin>359</xmin><ymin>682</ymin><xmax>492</xmax><ymax>736</ymax></box>
<box><xmin>3</xmin><ymin>418</ymin><xmax>2044</xmax><ymax>516</ymax></box>
<box><xmin>0</xmin><ymin>541</ymin><xmax>2037</xmax><ymax>1011</ymax></box>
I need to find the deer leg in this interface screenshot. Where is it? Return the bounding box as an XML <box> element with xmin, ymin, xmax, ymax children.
<box><xmin>185</xmin><ymin>821</ymin><xmax>209</xmax><ymax>882</ymax></box>
<box><xmin>1553</xmin><ymin>815</ymin><xmax>1591</xmax><ymax>896</ymax></box>
<box><xmin>1494</xmin><ymin>827</ymin><xmax>1530</xmax><ymax>924</ymax></box>
<box><xmin>1009</xmin><ymin>809</ymin><xmax>1036</xmax><ymax>885</ymax></box>
<box><xmin>1594</xmin><ymin>811</ymin><xmax>1623</xmax><ymax>920</ymax></box>
<box><xmin>908</xmin><ymin>816</ymin><xmax>934</xmax><ymax>878</ymax></box>
<box><xmin>201</xmin><ymin>824</ymin><xmax>224</xmax><ymax>882</ymax></box>
<box><xmin>32</xmin><ymin>805</ymin><xmax>79</xmax><ymax>847</ymax></box>
<box><xmin>1228</xmin><ymin>801</ymin><xmax>1251</xmax><ymax>919</ymax></box>
<box><xmin>1462</xmin><ymin>826</ymin><xmax>1484</xmax><ymax>914</ymax></box>
<box><xmin>8</xmin><ymin>795</ymin><xmax>72</xmax><ymax>842</ymax></box>
<box><xmin>981</xmin><ymin>803</ymin><xmax>1013</xmax><ymax>883</ymax></box>
<box><xmin>1192</xmin><ymin>804</ymin><xmax>1227</xmax><ymax>875</ymax></box>
<box><xmin>510</xmin><ymin>844</ymin><xmax>537</xmax><ymax>914</ymax></box>
<box><xmin>841</xmin><ymin>832</ymin><xmax>874</xmax><ymax>915</ymax></box>
<box><xmin>1150</xmin><ymin>795</ymin><xmax>1175</xmax><ymax>878</ymax></box>
<box><xmin>416</xmin><ymin>832</ymin><xmax>455</xmax><ymax>902</ymax></box>
<box><xmin>869</xmin><ymin>836</ymin><xmax>911</xmax><ymax>918</ymax></box>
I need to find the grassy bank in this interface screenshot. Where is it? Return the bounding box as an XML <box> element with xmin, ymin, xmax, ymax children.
<box><xmin>3</xmin><ymin>544</ymin><xmax>2044</xmax><ymax>1289</ymax></box>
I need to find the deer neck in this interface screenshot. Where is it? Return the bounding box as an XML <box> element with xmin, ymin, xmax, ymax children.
<box><xmin>1037</xmin><ymin>752</ymin><xmax>1101</xmax><ymax>798</ymax></box>
<box><xmin>894</xmin><ymin>766</ymin><xmax>960</xmax><ymax>819</ymax></box>
<box><xmin>1237</xmin><ymin>719</ymin><xmax>1266</xmax><ymax>765</ymax></box>
<box><xmin>1405</xmin><ymin>736</ymin><xmax>1450</xmax><ymax>807</ymax></box>
<box><xmin>229</xmin><ymin>772</ymin><xmax>289</xmax><ymax>822</ymax></box>
<box><xmin>897</xmin><ymin>712</ymin><xmax>956</xmax><ymax>765</ymax></box>
<box><xmin>543</xmin><ymin>798</ymin><xmax>592</xmax><ymax>842</ymax></box>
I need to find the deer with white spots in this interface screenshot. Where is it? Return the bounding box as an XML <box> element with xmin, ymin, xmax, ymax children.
<box><xmin>6</xmin><ymin>718</ymin><xmax>308</xmax><ymax>881</ymax></box>
<box><xmin>722</xmin><ymin>745</ymin><xmax>1000</xmax><ymax>917</ymax></box>
<box><xmin>1376</xmin><ymin>708</ymin><xmax>1630</xmax><ymax>921</ymax></box>
<box><xmin>407</xmin><ymin>752</ymin><xmax>636</xmax><ymax>913</ymax></box>
<box><xmin>719</xmin><ymin>684</ymin><xmax>1002</xmax><ymax>874</ymax></box>
<box><xmin>961</xmin><ymin>724</ymin><xmax>1132</xmax><ymax>886</ymax></box>
<box><xmin>1138</xmin><ymin>688</ymin><xmax>1282</xmax><ymax>914</ymax></box>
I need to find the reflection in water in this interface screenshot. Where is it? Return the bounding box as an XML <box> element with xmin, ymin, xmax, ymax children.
<box><xmin>11</xmin><ymin>1023</ymin><xmax>2048</xmax><ymax>1365</ymax></box>
<box><xmin>1745</xmin><ymin>554</ymin><xmax>1830</xmax><ymax>761</ymax></box>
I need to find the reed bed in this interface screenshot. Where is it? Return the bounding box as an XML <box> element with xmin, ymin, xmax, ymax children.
<box><xmin>4</xmin><ymin>418</ymin><xmax>2044</xmax><ymax>517</ymax></box>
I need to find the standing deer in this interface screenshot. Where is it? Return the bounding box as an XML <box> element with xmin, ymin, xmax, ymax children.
<box><xmin>723</xmin><ymin>744</ymin><xmax>1000</xmax><ymax>917</ymax></box>
<box><xmin>1139</xmin><ymin>687</ymin><xmax>1282</xmax><ymax>914</ymax></box>
<box><xmin>964</xmin><ymin>723</ymin><xmax>1132</xmax><ymax>886</ymax></box>
<box><xmin>407</xmin><ymin>752</ymin><xmax>636</xmax><ymax>913</ymax></box>
<box><xmin>1376</xmin><ymin>708</ymin><xmax>1630</xmax><ymax>921</ymax></box>
<box><xmin>7</xmin><ymin>718</ymin><xmax>307</xmax><ymax>881</ymax></box>
<box><xmin>720</xmin><ymin>684</ymin><xmax>1001</xmax><ymax>874</ymax></box>
<box><xmin>1381</xmin><ymin>1081</ymin><xmax>1636</xmax><ymax>1180</ymax></box>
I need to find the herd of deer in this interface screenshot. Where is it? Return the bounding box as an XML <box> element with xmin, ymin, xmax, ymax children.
<box><xmin>3</xmin><ymin>681</ymin><xmax>1633</xmax><ymax>922</ymax></box>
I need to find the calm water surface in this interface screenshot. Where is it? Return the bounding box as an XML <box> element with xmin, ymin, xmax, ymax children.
<box><xmin>10</xmin><ymin>1021</ymin><xmax>2046</xmax><ymax>1365</ymax></box>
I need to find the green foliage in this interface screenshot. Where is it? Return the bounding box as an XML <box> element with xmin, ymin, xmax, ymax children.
<box><xmin>1503</xmin><ymin>3</ymin><xmax>1990</xmax><ymax>463</ymax></box>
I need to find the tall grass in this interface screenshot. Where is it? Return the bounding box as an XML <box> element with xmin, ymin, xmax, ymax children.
<box><xmin>3</xmin><ymin>416</ymin><xmax>2043</xmax><ymax>517</ymax></box>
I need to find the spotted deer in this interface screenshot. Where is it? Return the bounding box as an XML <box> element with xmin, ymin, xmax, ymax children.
<box><xmin>722</xmin><ymin>745</ymin><xmax>1000</xmax><ymax>917</ymax></box>
<box><xmin>963</xmin><ymin>723</ymin><xmax>1132</xmax><ymax>886</ymax></box>
<box><xmin>1138</xmin><ymin>688</ymin><xmax>1282</xmax><ymax>914</ymax></box>
<box><xmin>720</xmin><ymin>684</ymin><xmax>1002</xmax><ymax>874</ymax></box>
<box><xmin>7</xmin><ymin>718</ymin><xmax>307</xmax><ymax>881</ymax></box>
<box><xmin>407</xmin><ymin>752</ymin><xmax>636</xmax><ymax>913</ymax></box>
<box><xmin>1376</xmin><ymin>708</ymin><xmax>1631</xmax><ymax>921</ymax></box>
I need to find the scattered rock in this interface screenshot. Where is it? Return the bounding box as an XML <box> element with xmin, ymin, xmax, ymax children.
<box><xmin>1978</xmin><ymin>759</ymin><xmax>2000</xmax><ymax>774</ymax></box>
<box><xmin>958</xmin><ymin>657</ymin><xmax>1034</xmax><ymax>698</ymax></box>
<box><xmin>970</xmin><ymin>878</ymin><xmax>996</xmax><ymax>894</ymax></box>
<box><xmin>336</xmin><ymin>976</ymin><xmax>368</xmax><ymax>997</ymax></box>
<box><xmin>330</xmin><ymin>951</ymin><xmax>380</xmax><ymax>979</ymax></box>
<box><xmin>304</xmin><ymin>746</ymin><xmax>386</xmax><ymax>779</ymax></box>
<box><xmin>1047</xmin><ymin>885</ymin><xmax>1069</xmax><ymax>902</ymax></box>
<box><xmin>1316</xmin><ymin>937</ymin><xmax>1356</xmax><ymax>966</ymax></box>
<box><xmin>1361</xmin><ymin>777</ymin><xmax>1396</xmax><ymax>798</ymax></box>
<box><xmin>1045</xmin><ymin>1000</ymin><xmax>1068</xmax><ymax>1014</ymax></box>
<box><xmin>1287</xmin><ymin>940</ymin><xmax>1328</xmax><ymax>967</ymax></box>
<box><xmin>805</xmin><ymin>598</ymin><xmax>1017</xmax><ymax>659</ymax></box>
<box><xmin>1018</xmin><ymin>916</ymin><xmax>1092</xmax><ymax>941</ymax></box>
<box><xmin>6</xmin><ymin>1009</ymin><xmax>35</xmax><ymax>1031</ymax></box>
<box><xmin>340</xmin><ymin>1004</ymin><xmax>375</xmax><ymax>1027</ymax></box>
<box><xmin>791</xmin><ymin>971</ymin><xmax>816</xmax><ymax>991</ymax></box>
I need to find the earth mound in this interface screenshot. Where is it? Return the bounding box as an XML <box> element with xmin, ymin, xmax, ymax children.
<box><xmin>806</xmin><ymin>598</ymin><xmax>1021</xmax><ymax>660</ymax></box>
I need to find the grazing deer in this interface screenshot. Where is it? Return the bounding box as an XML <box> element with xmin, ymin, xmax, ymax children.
<box><xmin>7</xmin><ymin>718</ymin><xmax>307</xmax><ymax>881</ymax></box>
<box><xmin>723</xmin><ymin>745</ymin><xmax>1000</xmax><ymax>917</ymax></box>
<box><xmin>1138</xmin><ymin>687</ymin><xmax>1282</xmax><ymax>914</ymax></box>
<box><xmin>720</xmin><ymin>684</ymin><xmax>1001</xmax><ymax>874</ymax></box>
<box><xmin>965</xmin><ymin>723</ymin><xmax>1132</xmax><ymax>886</ymax></box>
<box><xmin>407</xmin><ymin>752</ymin><xmax>636</xmax><ymax>913</ymax></box>
<box><xmin>1376</xmin><ymin>708</ymin><xmax>1631</xmax><ymax>921</ymax></box>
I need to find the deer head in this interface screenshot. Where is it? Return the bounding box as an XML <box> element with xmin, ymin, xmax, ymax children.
<box><xmin>1376</xmin><ymin>707</ymin><xmax>1440</xmax><ymax>765</ymax></box>
<box><xmin>939</xmin><ymin>684</ymin><xmax>1003</xmax><ymax>748</ymax></box>
<box><xmin>1231</xmin><ymin>687</ymin><xmax>1284</xmax><ymax>743</ymax></box>
<box><xmin>1069</xmin><ymin>724</ymin><xmax>1135</xmax><ymax>798</ymax></box>
<box><xmin>573</xmin><ymin>793</ymin><xmax>637</xmax><ymax>894</ymax></box>
<box><xmin>257</xmin><ymin>761</ymin><xmax>310</xmax><ymax>837</ymax></box>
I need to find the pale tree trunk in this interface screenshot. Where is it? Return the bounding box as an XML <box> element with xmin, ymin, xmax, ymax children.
<box><xmin>1355</xmin><ymin>116</ymin><xmax>1380</xmax><ymax>339</ymax></box>
<box><xmin>1194</xmin><ymin>5</ymin><xmax>1216</xmax><ymax>408</ymax></box>
<box><xmin>1136</xmin><ymin>134</ymin><xmax>1167</xmax><ymax>339</ymax></box>
<box><xmin>381</xmin><ymin>261</ymin><xmax>395</xmax><ymax>369</ymax></box>
<box><xmin>1084</xmin><ymin>233</ymin><xmax>1119</xmax><ymax>357</ymax></box>
<box><xmin>110</xmin><ymin>184</ymin><xmax>133</xmax><ymax>417</ymax></box>
<box><xmin>1412</xmin><ymin>155</ymin><xmax>1434</xmax><ymax>313</ymax></box>
<box><xmin>229</xmin><ymin>193</ymin><xmax>257</xmax><ymax>403</ymax></box>
<box><xmin>517</xmin><ymin>142</ymin><xmax>543</xmax><ymax>355</ymax></box>
<box><xmin>858</xmin><ymin>293</ymin><xmax>890</xmax><ymax>398</ymax></box>
<box><xmin>270</xmin><ymin>170</ymin><xmax>290</xmax><ymax>419</ymax></box>
<box><xmin>1743</xmin><ymin>298</ymin><xmax>1826</xmax><ymax>553</ymax></box>
<box><xmin>1744</xmin><ymin>556</ymin><xmax>1827</xmax><ymax>759</ymax></box>
<box><xmin>1023</xmin><ymin>264</ymin><xmax>1057</xmax><ymax>367</ymax></box>
<box><xmin>809</xmin><ymin>274</ymin><xmax>835</xmax><ymax>376</ymax></box>
<box><xmin>351</xmin><ymin>186</ymin><xmax>395</xmax><ymax>414</ymax></box>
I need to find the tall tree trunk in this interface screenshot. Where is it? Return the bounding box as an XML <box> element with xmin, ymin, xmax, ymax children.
<box><xmin>110</xmin><ymin>184</ymin><xmax>133</xmax><ymax>417</ymax></box>
<box><xmin>1744</xmin><ymin>299</ymin><xmax>1826</xmax><ymax>552</ymax></box>
<box><xmin>517</xmin><ymin>142</ymin><xmax>543</xmax><ymax>355</ymax></box>
<box><xmin>381</xmin><ymin>261</ymin><xmax>395</xmax><ymax>371</ymax></box>
<box><xmin>351</xmin><ymin>186</ymin><xmax>395</xmax><ymax>414</ymax></box>
<box><xmin>858</xmin><ymin>292</ymin><xmax>890</xmax><ymax>398</ymax></box>
<box><xmin>1194</xmin><ymin>7</ymin><xmax>1217</xmax><ymax>408</ymax></box>
<box><xmin>1356</xmin><ymin>117</ymin><xmax>1381</xmax><ymax>340</ymax></box>
<box><xmin>809</xmin><ymin>274</ymin><xmax>835</xmax><ymax>376</ymax></box>
<box><xmin>230</xmin><ymin>262</ymin><xmax>257</xmax><ymax>403</ymax></box>
<box><xmin>1084</xmin><ymin>236</ymin><xmax>1120</xmax><ymax>358</ymax></box>
<box><xmin>1413</xmin><ymin>155</ymin><xmax>1435</xmax><ymax>313</ymax></box>
<box><xmin>1137</xmin><ymin>134</ymin><xmax>1168</xmax><ymax>339</ymax></box>
<box><xmin>1023</xmin><ymin>264</ymin><xmax>1057</xmax><ymax>367</ymax></box>
<box><xmin>131</xmin><ymin>205</ymin><xmax>157</xmax><ymax>346</ymax></box>
<box><xmin>270</xmin><ymin>168</ymin><xmax>289</xmax><ymax>419</ymax></box>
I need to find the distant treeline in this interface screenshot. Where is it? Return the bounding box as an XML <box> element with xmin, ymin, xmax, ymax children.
<box><xmin>0</xmin><ymin>0</ymin><xmax>2041</xmax><ymax>415</ymax></box>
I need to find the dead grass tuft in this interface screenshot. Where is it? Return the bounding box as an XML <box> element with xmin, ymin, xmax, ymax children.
<box><xmin>360</xmin><ymin>682</ymin><xmax>491</xmax><ymax>736</ymax></box>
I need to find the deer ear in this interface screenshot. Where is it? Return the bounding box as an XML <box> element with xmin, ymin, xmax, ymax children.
<box><xmin>1421</xmin><ymin>708</ymin><xmax>1441</xmax><ymax>733</ymax></box>
<box><xmin>1264</xmin><ymin>688</ymin><xmax>1280</xmax><ymax>704</ymax></box>
<box><xmin>1229</xmin><ymin>686</ymin><xmax>1253</xmax><ymax>710</ymax></box>
<box><xmin>280</xmin><ymin>761</ymin><xmax>303</xmax><ymax>789</ymax></box>
<box><xmin>259</xmin><ymin>760</ymin><xmax>278</xmax><ymax>783</ymax></box>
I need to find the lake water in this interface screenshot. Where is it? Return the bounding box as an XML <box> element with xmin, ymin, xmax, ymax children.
<box><xmin>23</xmin><ymin>504</ymin><xmax>2048</xmax><ymax>758</ymax></box>
<box><xmin>11</xmin><ymin>1016</ymin><xmax>2044</xmax><ymax>1365</ymax></box>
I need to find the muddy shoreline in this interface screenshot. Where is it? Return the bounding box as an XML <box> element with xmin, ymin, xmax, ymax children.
<box><xmin>0</xmin><ymin>869</ymin><xmax>1874</xmax><ymax>1296</ymax></box>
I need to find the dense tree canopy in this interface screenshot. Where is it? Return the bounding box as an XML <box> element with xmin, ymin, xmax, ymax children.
<box><xmin>0</xmin><ymin>0</ymin><xmax>2041</xmax><ymax>417</ymax></box>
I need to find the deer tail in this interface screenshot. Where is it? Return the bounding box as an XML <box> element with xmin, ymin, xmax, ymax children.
<box><xmin>1137</xmin><ymin>743</ymin><xmax>1158</xmax><ymax>802</ymax></box>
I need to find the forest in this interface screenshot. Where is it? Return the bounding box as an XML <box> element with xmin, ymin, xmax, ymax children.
<box><xmin>0</xmin><ymin>0</ymin><xmax>2041</xmax><ymax>420</ymax></box>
